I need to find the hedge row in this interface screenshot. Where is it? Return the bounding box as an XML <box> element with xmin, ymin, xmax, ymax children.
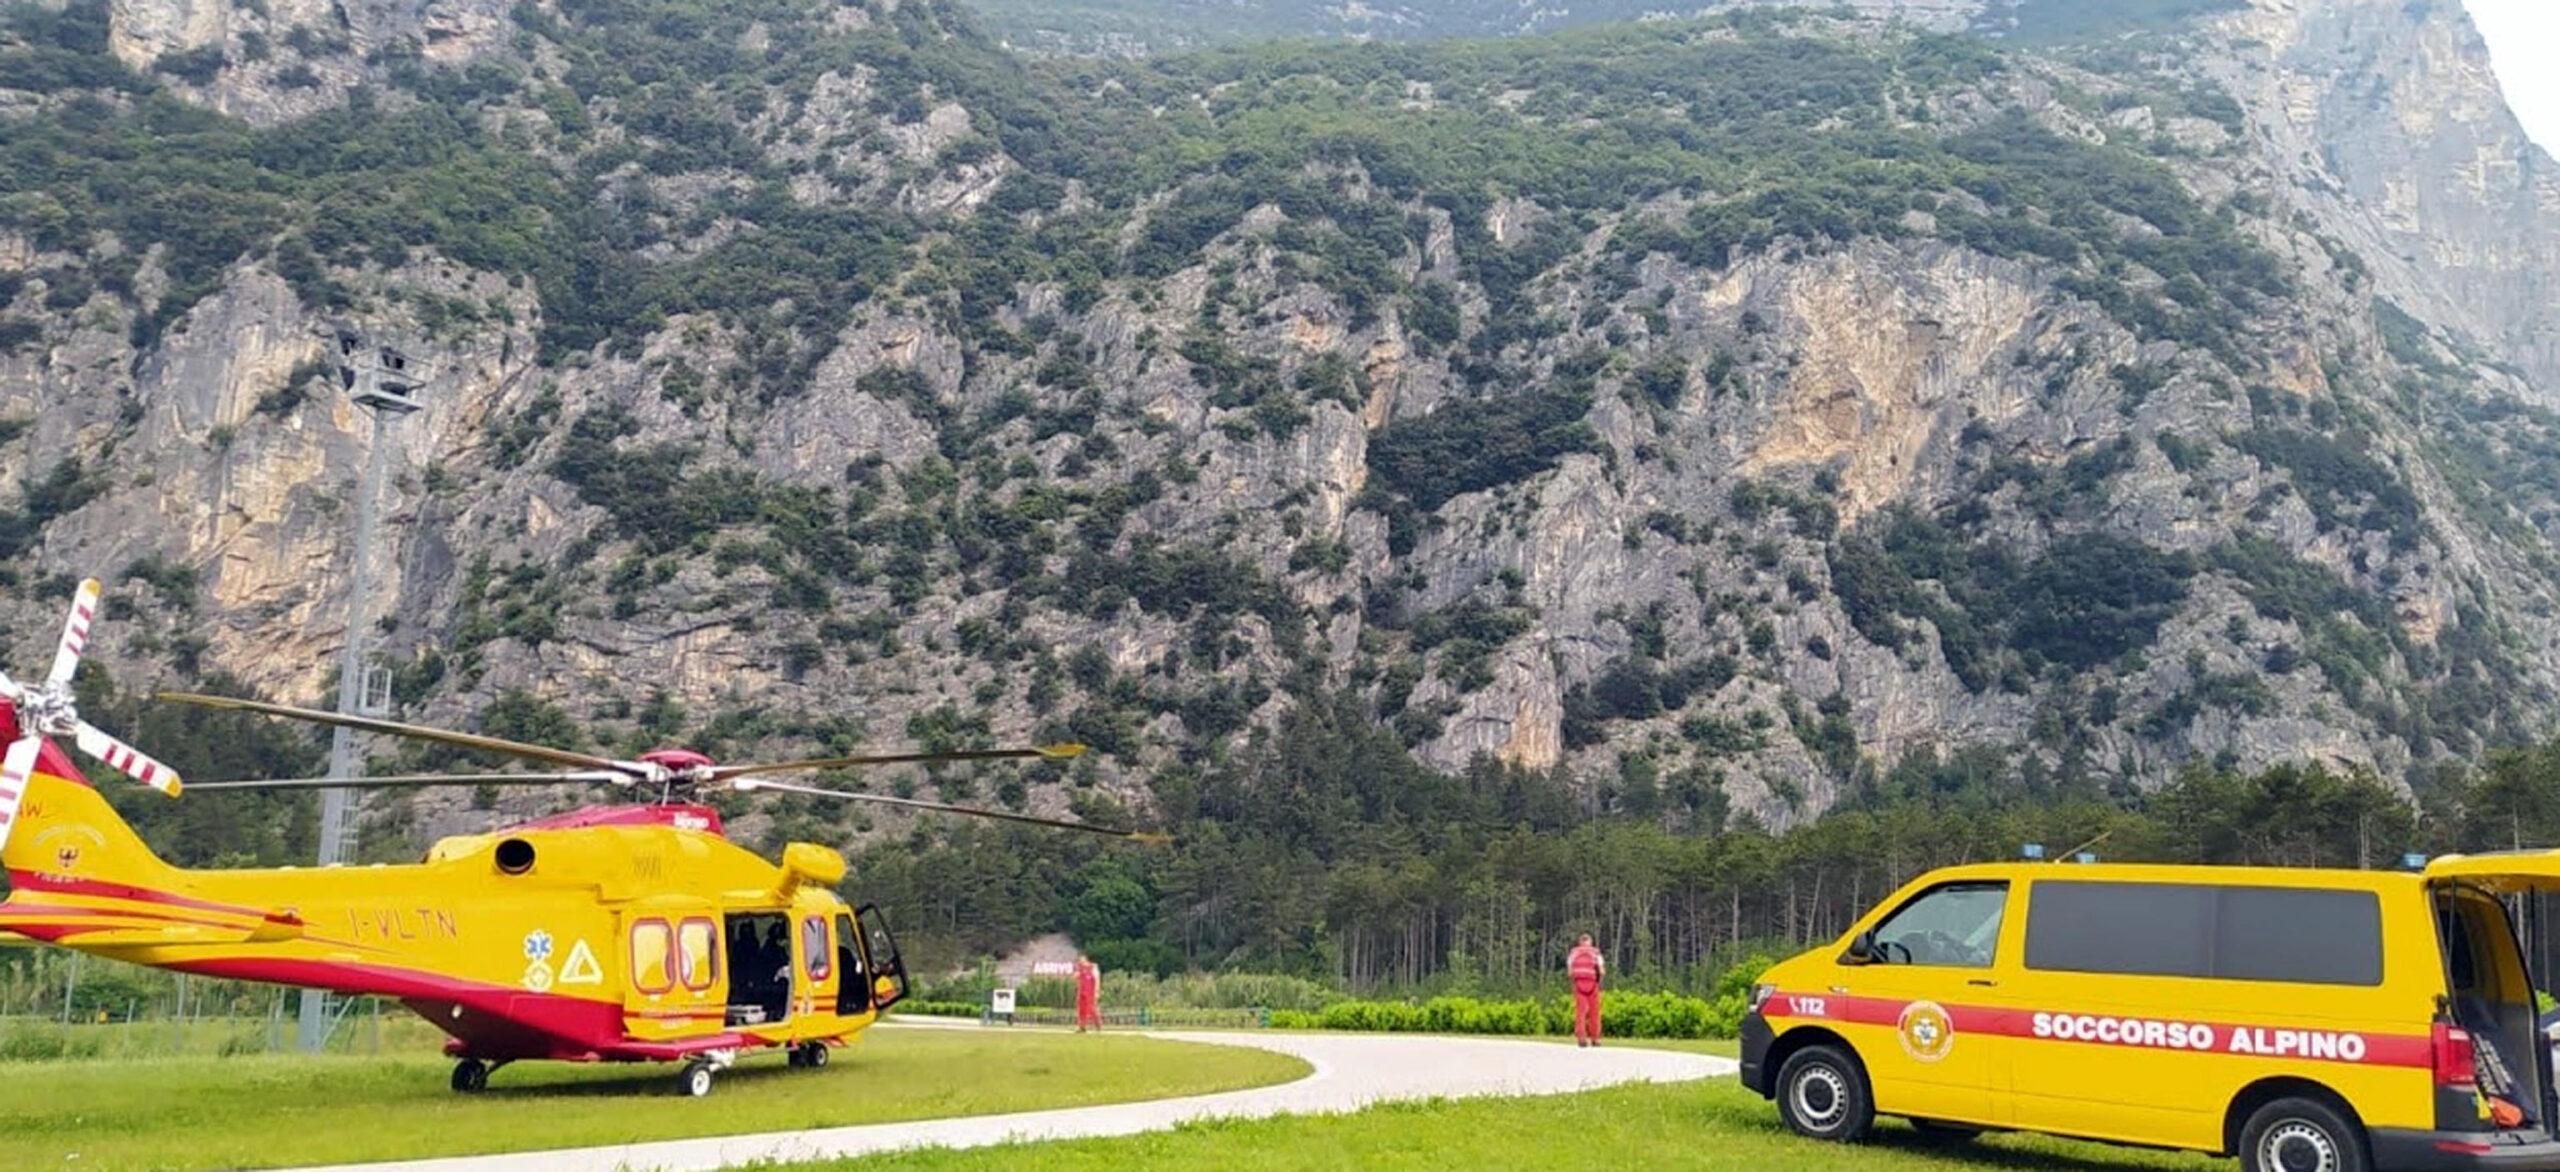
<box><xmin>1264</xmin><ymin>989</ymin><xmax>1745</xmax><ymax>1040</ymax></box>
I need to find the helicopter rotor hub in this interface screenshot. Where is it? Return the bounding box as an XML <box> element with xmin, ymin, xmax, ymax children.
<box><xmin>19</xmin><ymin>683</ymin><xmax>78</xmax><ymax>737</ymax></box>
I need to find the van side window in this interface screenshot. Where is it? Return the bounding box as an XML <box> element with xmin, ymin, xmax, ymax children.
<box><xmin>2025</xmin><ymin>881</ymin><xmax>2382</xmax><ymax>985</ymax></box>
<box><xmin>1869</xmin><ymin>881</ymin><xmax>2007</xmax><ymax>968</ymax></box>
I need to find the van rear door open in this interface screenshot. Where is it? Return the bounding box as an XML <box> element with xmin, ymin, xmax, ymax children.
<box><xmin>2424</xmin><ymin>854</ymin><xmax>2560</xmax><ymax>1134</ymax></box>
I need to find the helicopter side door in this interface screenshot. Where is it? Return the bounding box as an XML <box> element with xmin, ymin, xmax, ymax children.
<box><xmin>622</xmin><ymin>907</ymin><xmax>724</xmax><ymax>1041</ymax></box>
<box><xmin>834</xmin><ymin>912</ymin><xmax>871</xmax><ymax>1016</ymax></box>
<box><xmin>856</xmin><ymin>904</ymin><xmax>908</xmax><ymax>1010</ymax></box>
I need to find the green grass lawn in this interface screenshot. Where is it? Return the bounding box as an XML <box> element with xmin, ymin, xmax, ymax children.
<box><xmin>821</xmin><ymin>1040</ymin><xmax>2226</xmax><ymax>1172</ymax></box>
<box><xmin>0</xmin><ymin>1026</ymin><xmax>1309</xmax><ymax>1172</ymax></box>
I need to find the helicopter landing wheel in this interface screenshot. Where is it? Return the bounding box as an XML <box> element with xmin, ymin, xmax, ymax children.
<box><xmin>451</xmin><ymin>1059</ymin><xmax>489</xmax><ymax>1094</ymax></box>
<box><xmin>794</xmin><ymin>1042</ymin><xmax>828</xmax><ymax>1069</ymax></box>
<box><xmin>678</xmin><ymin>1059</ymin><xmax>715</xmax><ymax>1098</ymax></box>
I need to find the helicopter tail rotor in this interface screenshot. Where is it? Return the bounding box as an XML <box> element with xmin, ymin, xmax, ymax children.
<box><xmin>0</xmin><ymin>579</ymin><xmax>181</xmax><ymax>851</ymax></box>
<box><xmin>74</xmin><ymin>720</ymin><xmax>182</xmax><ymax>796</ymax></box>
<box><xmin>45</xmin><ymin>577</ymin><xmax>98</xmax><ymax>689</ymax></box>
<box><xmin>0</xmin><ymin>730</ymin><xmax>41</xmax><ymax>846</ymax></box>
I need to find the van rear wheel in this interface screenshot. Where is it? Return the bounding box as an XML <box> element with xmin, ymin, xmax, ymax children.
<box><xmin>2238</xmin><ymin>1097</ymin><xmax>2367</xmax><ymax>1172</ymax></box>
<box><xmin>1774</xmin><ymin>1044</ymin><xmax>1873</xmax><ymax>1142</ymax></box>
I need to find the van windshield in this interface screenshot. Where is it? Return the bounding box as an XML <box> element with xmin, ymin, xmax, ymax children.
<box><xmin>1870</xmin><ymin>882</ymin><xmax>2007</xmax><ymax>968</ymax></box>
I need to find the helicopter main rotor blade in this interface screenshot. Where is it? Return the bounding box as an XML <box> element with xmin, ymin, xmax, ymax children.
<box><xmin>709</xmin><ymin>743</ymin><xmax>1087</xmax><ymax>781</ymax></box>
<box><xmin>729</xmin><ymin>777</ymin><xmax>1168</xmax><ymax>844</ymax></box>
<box><xmin>154</xmin><ymin>693</ymin><xmax>641</xmax><ymax>778</ymax></box>
<box><xmin>186</xmin><ymin>771</ymin><xmax>631</xmax><ymax>792</ymax></box>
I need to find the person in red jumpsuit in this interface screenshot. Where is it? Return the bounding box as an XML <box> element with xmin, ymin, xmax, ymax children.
<box><xmin>1073</xmin><ymin>953</ymin><xmax>1102</xmax><ymax>1032</ymax></box>
<box><xmin>1567</xmin><ymin>933</ymin><xmax>1606</xmax><ymax>1047</ymax></box>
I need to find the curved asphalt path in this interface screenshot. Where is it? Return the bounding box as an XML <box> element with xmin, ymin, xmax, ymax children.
<box><xmin>290</xmin><ymin>1026</ymin><xmax>1734</xmax><ymax>1172</ymax></box>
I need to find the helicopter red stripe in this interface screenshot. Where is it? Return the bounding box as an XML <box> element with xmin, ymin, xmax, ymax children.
<box><xmin>166</xmin><ymin>956</ymin><xmax>749</xmax><ymax>1061</ymax></box>
<box><xmin>0</xmin><ymin>899</ymin><xmax>380</xmax><ymax>952</ymax></box>
<box><xmin>168</xmin><ymin>957</ymin><xmax>829</xmax><ymax>1062</ymax></box>
<box><xmin>6</xmin><ymin>873</ymin><xmax>284</xmax><ymax>921</ymax></box>
<box><xmin>0</xmin><ymin>900</ymin><xmax>250</xmax><ymax>928</ymax></box>
<box><xmin>0</xmin><ymin>922</ymin><xmax>120</xmax><ymax>941</ymax></box>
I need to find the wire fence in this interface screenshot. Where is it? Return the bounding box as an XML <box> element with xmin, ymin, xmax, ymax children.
<box><xmin>0</xmin><ymin>945</ymin><xmax>431</xmax><ymax>1060</ymax></box>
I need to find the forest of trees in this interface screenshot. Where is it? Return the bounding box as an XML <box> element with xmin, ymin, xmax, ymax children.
<box><xmin>830</xmin><ymin>690</ymin><xmax>2560</xmax><ymax>997</ymax></box>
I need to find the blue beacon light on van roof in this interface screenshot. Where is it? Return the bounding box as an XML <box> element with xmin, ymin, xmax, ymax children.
<box><xmin>2402</xmin><ymin>852</ymin><xmax>2428</xmax><ymax>870</ymax></box>
<box><xmin>2022</xmin><ymin>843</ymin><xmax>2046</xmax><ymax>860</ymax></box>
<box><xmin>2074</xmin><ymin>852</ymin><xmax>2098</xmax><ymax>864</ymax></box>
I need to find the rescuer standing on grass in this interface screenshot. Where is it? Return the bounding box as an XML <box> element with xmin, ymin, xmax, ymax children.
<box><xmin>1073</xmin><ymin>953</ymin><xmax>1103</xmax><ymax>1032</ymax></box>
<box><xmin>1568</xmin><ymin>933</ymin><xmax>1606</xmax><ymax>1047</ymax></box>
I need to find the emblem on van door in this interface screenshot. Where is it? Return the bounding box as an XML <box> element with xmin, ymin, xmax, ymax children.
<box><xmin>1898</xmin><ymin>1000</ymin><xmax>1956</xmax><ymax>1063</ymax></box>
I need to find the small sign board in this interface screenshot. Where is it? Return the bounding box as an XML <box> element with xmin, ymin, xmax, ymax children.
<box><xmin>991</xmin><ymin>988</ymin><xmax>1017</xmax><ymax>1016</ymax></box>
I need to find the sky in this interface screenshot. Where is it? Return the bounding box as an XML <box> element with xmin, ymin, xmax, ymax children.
<box><xmin>2463</xmin><ymin>0</ymin><xmax>2560</xmax><ymax>155</ymax></box>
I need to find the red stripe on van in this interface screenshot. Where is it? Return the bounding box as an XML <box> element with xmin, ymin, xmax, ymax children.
<box><xmin>1764</xmin><ymin>992</ymin><xmax>2430</xmax><ymax>1068</ymax></box>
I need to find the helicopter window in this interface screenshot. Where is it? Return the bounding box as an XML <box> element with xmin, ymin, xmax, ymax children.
<box><xmin>630</xmin><ymin>918</ymin><xmax>674</xmax><ymax>995</ymax></box>
<box><xmin>803</xmin><ymin>917</ymin><xmax>831</xmax><ymax>982</ymax></box>
<box><xmin>677</xmin><ymin>918</ymin><xmax>719</xmax><ymax>992</ymax></box>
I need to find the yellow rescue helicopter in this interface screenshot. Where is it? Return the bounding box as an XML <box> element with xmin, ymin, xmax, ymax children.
<box><xmin>0</xmin><ymin>580</ymin><xmax>1156</xmax><ymax>1095</ymax></box>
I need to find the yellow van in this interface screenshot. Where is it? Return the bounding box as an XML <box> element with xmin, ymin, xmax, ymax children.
<box><xmin>1739</xmin><ymin>856</ymin><xmax>2560</xmax><ymax>1172</ymax></box>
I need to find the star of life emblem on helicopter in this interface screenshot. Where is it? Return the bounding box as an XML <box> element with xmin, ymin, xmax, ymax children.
<box><xmin>522</xmin><ymin>930</ymin><xmax>556</xmax><ymax>992</ymax></box>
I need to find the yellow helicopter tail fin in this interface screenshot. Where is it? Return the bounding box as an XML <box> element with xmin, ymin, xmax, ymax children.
<box><xmin>1</xmin><ymin>763</ymin><xmax>177</xmax><ymax>891</ymax></box>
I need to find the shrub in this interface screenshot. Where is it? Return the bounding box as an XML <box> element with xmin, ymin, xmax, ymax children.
<box><xmin>1367</xmin><ymin>389</ymin><xmax>1600</xmax><ymax>511</ymax></box>
<box><xmin>1274</xmin><ymin>988</ymin><xmax>1746</xmax><ymax>1039</ymax></box>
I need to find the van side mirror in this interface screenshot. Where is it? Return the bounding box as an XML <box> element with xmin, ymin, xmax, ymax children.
<box><xmin>1844</xmin><ymin>930</ymin><xmax>1878</xmax><ymax>965</ymax></box>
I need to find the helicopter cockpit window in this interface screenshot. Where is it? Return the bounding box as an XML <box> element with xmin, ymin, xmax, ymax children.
<box><xmin>803</xmin><ymin>917</ymin><xmax>832</xmax><ymax>982</ymax></box>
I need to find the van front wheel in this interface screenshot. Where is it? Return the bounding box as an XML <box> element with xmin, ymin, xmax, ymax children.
<box><xmin>2238</xmin><ymin>1097</ymin><xmax>2367</xmax><ymax>1172</ymax></box>
<box><xmin>1774</xmin><ymin>1044</ymin><xmax>1873</xmax><ymax>1142</ymax></box>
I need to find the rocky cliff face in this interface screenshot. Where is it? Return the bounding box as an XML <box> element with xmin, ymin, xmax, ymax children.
<box><xmin>3</xmin><ymin>0</ymin><xmax>2558</xmax><ymax>849</ymax></box>
<box><xmin>97</xmin><ymin>0</ymin><xmax>516</xmax><ymax>124</ymax></box>
<box><xmin>2208</xmin><ymin>0</ymin><xmax>2560</xmax><ymax>396</ymax></box>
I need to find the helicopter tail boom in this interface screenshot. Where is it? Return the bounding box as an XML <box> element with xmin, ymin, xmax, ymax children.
<box><xmin>1</xmin><ymin>764</ymin><xmax>181</xmax><ymax>912</ymax></box>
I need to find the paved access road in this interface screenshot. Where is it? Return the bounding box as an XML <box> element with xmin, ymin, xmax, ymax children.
<box><xmin>290</xmin><ymin>1030</ymin><xmax>1733</xmax><ymax>1172</ymax></box>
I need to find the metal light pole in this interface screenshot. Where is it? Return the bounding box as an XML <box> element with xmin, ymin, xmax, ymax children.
<box><xmin>297</xmin><ymin>329</ymin><xmax>424</xmax><ymax>1052</ymax></box>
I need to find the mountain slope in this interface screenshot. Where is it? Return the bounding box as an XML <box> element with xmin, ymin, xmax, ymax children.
<box><xmin>0</xmin><ymin>0</ymin><xmax>2555</xmax><ymax>859</ymax></box>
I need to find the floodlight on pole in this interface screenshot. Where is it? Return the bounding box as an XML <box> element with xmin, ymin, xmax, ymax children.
<box><xmin>298</xmin><ymin>327</ymin><xmax>425</xmax><ymax>1053</ymax></box>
